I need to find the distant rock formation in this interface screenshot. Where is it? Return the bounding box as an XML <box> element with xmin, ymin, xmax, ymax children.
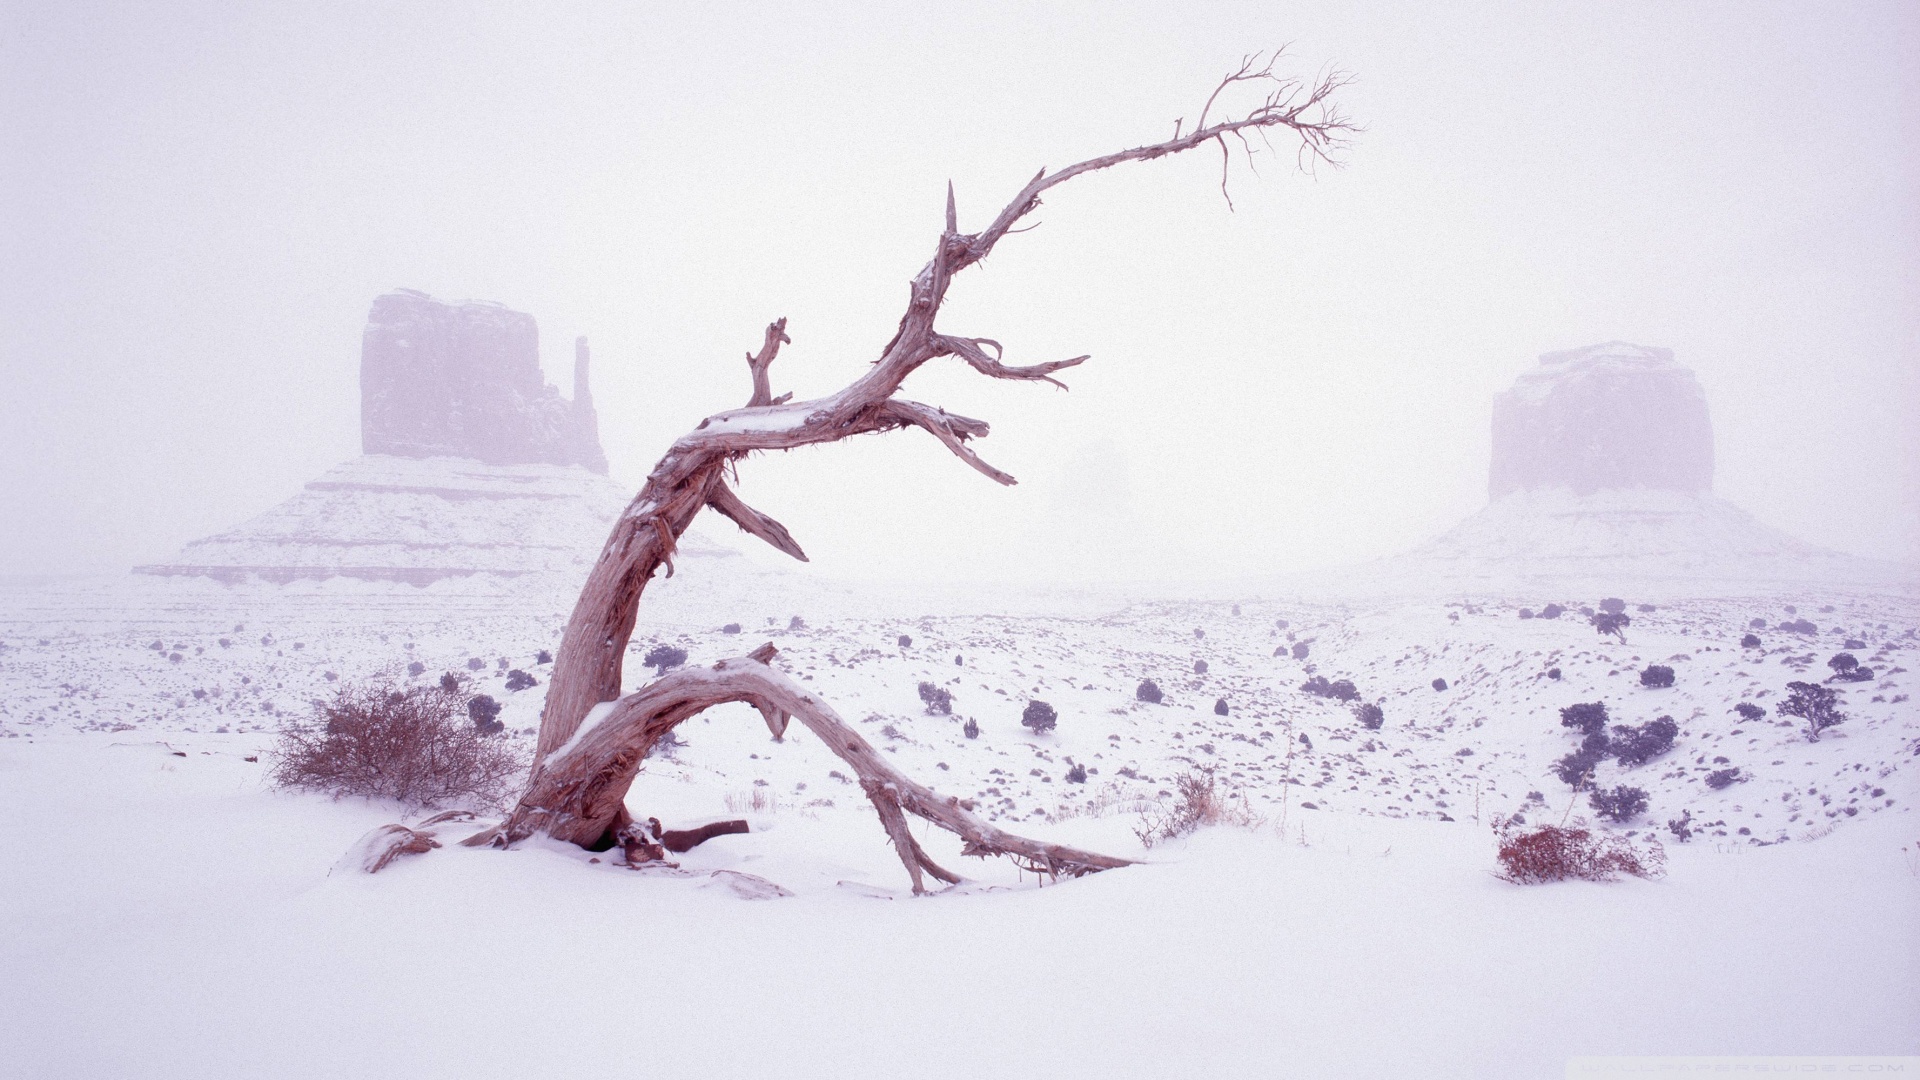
<box><xmin>135</xmin><ymin>455</ymin><xmax>737</xmax><ymax>586</ymax></box>
<box><xmin>1358</xmin><ymin>341</ymin><xmax>1911</xmax><ymax>592</ymax></box>
<box><xmin>360</xmin><ymin>290</ymin><xmax>608</xmax><ymax>474</ymax></box>
<box><xmin>1489</xmin><ymin>342</ymin><xmax>1712</xmax><ymax>498</ymax></box>
<box><xmin>130</xmin><ymin>289</ymin><xmax>753</xmax><ymax>586</ymax></box>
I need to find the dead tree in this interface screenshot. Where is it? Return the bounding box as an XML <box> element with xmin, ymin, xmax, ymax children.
<box><xmin>441</xmin><ymin>53</ymin><xmax>1352</xmax><ymax>891</ymax></box>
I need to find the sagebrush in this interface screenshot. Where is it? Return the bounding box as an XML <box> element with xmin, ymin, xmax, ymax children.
<box><xmin>1494</xmin><ymin>823</ymin><xmax>1666</xmax><ymax>884</ymax></box>
<box><xmin>270</xmin><ymin>681</ymin><xmax>525</xmax><ymax>810</ymax></box>
<box><xmin>1134</xmin><ymin>770</ymin><xmax>1259</xmax><ymax>847</ymax></box>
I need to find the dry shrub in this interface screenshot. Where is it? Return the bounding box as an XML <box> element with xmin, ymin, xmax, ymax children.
<box><xmin>270</xmin><ymin>681</ymin><xmax>525</xmax><ymax>810</ymax></box>
<box><xmin>1134</xmin><ymin>770</ymin><xmax>1260</xmax><ymax>847</ymax></box>
<box><xmin>725</xmin><ymin>788</ymin><xmax>780</xmax><ymax>815</ymax></box>
<box><xmin>1048</xmin><ymin>782</ymin><xmax>1159</xmax><ymax>824</ymax></box>
<box><xmin>1494</xmin><ymin>823</ymin><xmax>1666</xmax><ymax>884</ymax></box>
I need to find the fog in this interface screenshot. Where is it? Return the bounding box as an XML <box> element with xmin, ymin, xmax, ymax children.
<box><xmin>3</xmin><ymin>0</ymin><xmax>1915</xmax><ymax>584</ymax></box>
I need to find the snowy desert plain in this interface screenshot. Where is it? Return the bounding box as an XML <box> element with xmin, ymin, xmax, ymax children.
<box><xmin>2</xmin><ymin>304</ymin><xmax>1915</xmax><ymax>1080</ymax></box>
<box><xmin>1</xmin><ymin>545</ymin><xmax>1916</xmax><ymax>1079</ymax></box>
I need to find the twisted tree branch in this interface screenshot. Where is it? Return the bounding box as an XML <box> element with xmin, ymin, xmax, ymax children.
<box><xmin>480</xmin><ymin>646</ymin><xmax>1129</xmax><ymax>891</ymax></box>
<box><xmin>454</xmin><ymin>51</ymin><xmax>1359</xmax><ymax>890</ymax></box>
<box><xmin>744</xmin><ymin>318</ymin><xmax>791</xmax><ymax>408</ymax></box>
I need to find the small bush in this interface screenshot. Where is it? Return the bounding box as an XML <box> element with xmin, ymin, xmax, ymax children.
<box><xmin>1355</xmin><ymin>703</ymin><xmax>1384</xmax><ymax>730</ymax></box>
<box><xmin>1302</xmin><ymin>676</ymin><xmax>1360</xmax><ymax>702</ymax></box>
<box><xmin>1778</xmin><ymin>681</ymin><xmax>1846</xmax><ymax>742</ymax></box>
<box><xmin>270</xmin><ymin>682</ymin><xmax>523</xmax><ymax>809</ymax></box>
<box><xmin>1587</xmin><ymin>786</ymin><xmax>1647</xmax><ymax>823</ymax></box>
<box><xmin>1733</xmin><ymin>701</ymin><xmax>1765</xmax><ymax>721</ymax></box>
<box><xmin>1599</xmin><ymin>597</ymin><xmax>1626</xmax><ymax>614</ymax></box>
<box><xmin>1134</xmin><ymin>770</ymin><xmax>1257</xmax><ymax>847</ymax></box>
<box><xmin>1749</xmin><ymin>617</ymin><xmax>1768</xmax><ymax>630</ymax></box>
<box><xmin>1826</xmin><ymin>653</ymin><xmax>1874</xmax><ymax>683</ymax></box>
<box><xmin>1637</xmin><ymin>604</ymin><xmax>1656</xmax><ymax>613</ymax></box>
<box><xmin>1667</xmin><ymin>810</ymin><xmax>1693</xmax><ymax>843</ymax></box>
<box><xmin>1136</xmin><ymin>679</ymin><xmax>1164</xmax><ymax>704</ymax></box>
<box><xmin>1779</xmin><ymin>619</ymin><xmax>1817</xmax><ymax>635</ymax></box>
<box><xmin>1843</xmin><ymin>637</ymin><xmax>1866</xmax><ymax>650</ymax></box>
<box><xmin>1064</xmin><ymin>763</ymin><xmax>1087</xmax><ymax>784</ymax></box>
<box><xmin>1494</xmin><ymin>824</ymin><xmax>1665</xmax><ymax>884</ymax></box>
<box><xmin>407</xmin><ymin>661</ymin><xmax>426</xmax><ymax>677</ymax></box>
<box><xmin>1553</xmin><ymin>741</ymin><xmax>1607</xmax><ymax>789</ymax></box>
<box><xmin>1432</xmin><ymin>677</ymin><xmax>1448</xmax><ymax>691</ymax></box>
<box><xmin>721</xmin><ymin>624</ymin><xmax>741</xmax><ymax>636</ymax></box>
<box><xmin>467</xmin><ymin>694</ymin><xmax>503</xmax><ymax>734</ymax></box>
<box><xmin>1547</xmin><ymin>667</ymin><xmax>1561</xmax><ymax>680</ymax></box>
<box><xmin>1193</xmin><ymin>659</ymin><xmax>1208</xmax><ymax>675</ymax></box>
<box><xmin>467</xmin><ymin>657</ymin><xmax>485</xmax><ymax>671</ymax></box>
<box><xmin>1519</xmin><ymin>609</ymin><xmax>1535</xmax><ymax>620</ymax></box>
<box><xmin>1705</xmin><ymin>767</ymin><xmax>1744</xmax><ymax>790</ymax></box>
<box><xmin>1740</xmin><ymin>634</ymin><xmax>1762</xmax><ymax>648</ymax></box>
<box><xmin>1213</xmin><ymin>697</ymin><xmax>1229</xmax><ymax>716</ymax></box>
<box><xmin>917</xmin><ymin>681</ymin><xmax>953</xmax><ymax>715</ymax></box>
<box><xmin>1560</xmin><ymin>701</ymin><xmax>1610</xmax><ymax>736</ymax></box>
<box><xmin>1593</xmin><ymin>612</ymin><xmax>1631</xmax><ymax>642</ymax></box>
<box><xmin>642</xmin><ymin>644</ymin><xmax>688</xmax><ymax>676</ymax></box>
<box><xmin>897</xmin><ymin>634</ymin><xmax>912</xmax><ymax>648</ymax></box>
<box><xmin>1021</xmin><ymin>700</ymin><xmax>1058</xmax><ymax>734</ymax></box>
<box><xmin>1610</xmin><ymin>715</ymin><xmax>1678</xmax><ymax>767</ymax></box>
<box><xmin>535</xmin><ymin>649</ymin><xmax>553</xmax><ymax>664</ymax></box>
<box><xmin>1291</xmin><ymin>642</ymin><xmax>1310</xmax><ymax>660</ymax></box>
<box><xmin>504</xmin><ymin>669</ymin><xmax>537</xmax><ymax>692</ymax></box>
<box><xmin>788</xmin><ymin>616</ymin><xmax>806</xmax><ymax>631</ymax></box>
<box><xmin>439</xmin><ymin>672</ymin><xmax>462</xmax><ymax>693</ymax></box>
<box><xmin>1639</xmin><ymin>664</ymin><xmax>1675</xmax><ymax>689</ymax></box>
<box><xmin>962</xmin><ymin>717</ymin><xmax>979</xmax><ymax>739</ymax></box>
<box><xmin>1540</xmin><ymin>604</ymin><xmax>1565</xmax><ymax>620</ymax></box>
<box><xmin>1554</xmin><ymin>702</ymin><xmax>1613</xmax><ymax>788</ymax></box>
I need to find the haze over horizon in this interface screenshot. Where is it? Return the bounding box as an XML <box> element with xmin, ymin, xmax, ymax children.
<box><xmin>4</xmin><ymin>1</ymin><xmax>1915</xmax><ymax>585</ymax></box>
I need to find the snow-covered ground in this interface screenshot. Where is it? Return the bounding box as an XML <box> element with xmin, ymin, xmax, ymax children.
<box><xmin>1</xmin><ymin>569</ymin><xmax>1915</xmax><ymax>1077</ymax></box>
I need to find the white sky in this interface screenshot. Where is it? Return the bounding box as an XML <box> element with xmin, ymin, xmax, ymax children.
<box><xmin>2</xmin><ymin>0</ymin><xmax>1915</xmax><ymax>583</ymax></box>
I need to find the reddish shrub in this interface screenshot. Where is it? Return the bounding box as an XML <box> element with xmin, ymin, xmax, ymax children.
<box><xmin>270</xmin><ymin>681</ymin><xmax>525</xmax><ymax>810</ymax></box>
<box><xmin>1494</xmin><ymin>823</ymin><xmax>1666</xmax><ymax>884</ymax></box>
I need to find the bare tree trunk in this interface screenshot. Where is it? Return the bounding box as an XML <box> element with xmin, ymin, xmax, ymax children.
<box><xmin>395</xmin><ymin>53</ymin><xmax>1349</xmax><ymax>889</ymax></box>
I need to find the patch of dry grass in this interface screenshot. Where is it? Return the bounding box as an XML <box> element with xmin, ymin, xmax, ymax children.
<box><xmin>1134</xmin><ymin>770</ymin><xmax>1262</xmax><ymax>847</ymax></box>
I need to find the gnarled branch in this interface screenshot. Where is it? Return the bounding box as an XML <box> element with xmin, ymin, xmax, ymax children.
<box><xmin>498</xmin><ymin>51</ymin><xmax>1353</xmax><ymax>888</ymax></box>
<box><xmin>706</xmin><ymin>478</ymin><xmax>808</xmax><ymax>561</ymax></box>
<box><xmin>744</xmin><ymin>317</ymin><xmax>791</xmax><ymax>408</ymax></box>
<box><xmin>482</xmin><ymin>646</ymin><xmax>1130</xmax><ymax>891</ymax></box>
